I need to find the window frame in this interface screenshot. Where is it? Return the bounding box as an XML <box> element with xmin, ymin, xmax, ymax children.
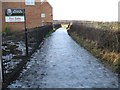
<box><xmin>25</xmin><ymin>0</ymin><xmax>35</xmax><ymax>5</ymax></box>
<box><xmin>41</xmin><ymin>13</ymin><xmax>46</xmax><ymax>18</ymax></box>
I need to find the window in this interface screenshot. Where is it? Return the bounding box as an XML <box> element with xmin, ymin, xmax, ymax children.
<box><xmin>41</xmin><ymin>13</ymin><xmax>46</xmax><ymax>18</ymax></box>
<box><xmin>25</xmin><ymin>0</ymin><xmax>35</xmax><ymax>5</ymax></box>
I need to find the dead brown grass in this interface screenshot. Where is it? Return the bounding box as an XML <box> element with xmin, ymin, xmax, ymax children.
<box><xmin>69</xmin><ymin>32</ymin><xmax>120</xmax><ymax>73</ymax></box>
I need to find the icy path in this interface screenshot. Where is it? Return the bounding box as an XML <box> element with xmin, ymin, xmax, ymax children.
<box><xmin>8</xmin><ymin>28</ymin><xmax>118</xmax><ymax>88</ymax></box>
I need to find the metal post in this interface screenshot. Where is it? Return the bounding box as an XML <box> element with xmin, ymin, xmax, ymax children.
<box><xmin>24</xmin><ymin>9</ymin><xmax>28</xmax><ymax>56</ymax></box>
<box><xmin>0</xmin><ymin>51</ymin><xmax>3</xmax><ymax>89</ymax></box>
<box><xmin>0</xmin><ymin>2</ymin><xmax>3</xmax><ymax>88</ymax></box>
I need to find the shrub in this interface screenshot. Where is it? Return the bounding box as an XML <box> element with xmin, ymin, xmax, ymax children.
<box><xmin>3</xmin><ymin>24</ymin><xmax>12</xmax><ymax>36</ymax></box>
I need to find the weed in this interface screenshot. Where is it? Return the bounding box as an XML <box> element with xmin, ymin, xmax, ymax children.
<box><xmin>3</xmin><ymin>24</ymin><xmax>12</xmax><ymax>36</ymax></box>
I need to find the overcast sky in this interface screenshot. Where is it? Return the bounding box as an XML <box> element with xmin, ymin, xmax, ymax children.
<box><xmin>47</xmin><ymin>0</ymin><xmax>119</xmax><ymax>21</ymax></box>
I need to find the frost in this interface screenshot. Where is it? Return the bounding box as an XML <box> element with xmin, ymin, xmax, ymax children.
<box><xmin>2</xmin><ymin>41</ymin><xmax>27</xmax><ymax>74</ymax></box>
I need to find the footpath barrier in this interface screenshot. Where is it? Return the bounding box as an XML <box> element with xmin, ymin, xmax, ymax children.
<box><xmin>2</xmin><ymin>24</ymin><xmax>61</xmax><ymax>88</ymax></box>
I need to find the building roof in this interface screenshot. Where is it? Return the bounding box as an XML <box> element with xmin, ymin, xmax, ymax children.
<box><xmin>41</xmin><ymin>0</ymin><xmax>52</xmax><ymax>8</ymax></box>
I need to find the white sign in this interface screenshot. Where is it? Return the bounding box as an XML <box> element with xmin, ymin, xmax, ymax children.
<box><xmin>41</xmin><ymin>13</ymin><xmax>46</xmax><ymax>18</ymax></box>
<box><xmin>5</xmin><ymin>16</ymin><xmax>25</xmax><ymax>22</ymax></box>
<box><xmin>5</xmin><ymin>9</ymin><xmax>25</xmax><ymax>22</ymax></box>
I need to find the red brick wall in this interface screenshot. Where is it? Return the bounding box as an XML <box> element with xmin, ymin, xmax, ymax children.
<box><xmin>40</xmin><ymin>2</ymin><xmax>53</xmax><ymax>25</ymax></box>
<box><xmin>2</xmin><ymin>1</ymin><xmax>53</xmax><ymax>31</ymax></box>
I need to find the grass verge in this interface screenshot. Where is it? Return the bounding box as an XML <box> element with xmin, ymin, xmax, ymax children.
<box><xmin>68</xmin><ymin>32</ymin><xmax>120</xmax><ymax>73</ymax></box>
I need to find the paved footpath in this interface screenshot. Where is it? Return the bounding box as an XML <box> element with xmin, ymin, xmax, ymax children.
<box><xmin>8</xmin><ymin>28</ymin><xmax>118</xmax><ymax>88</ymax></box>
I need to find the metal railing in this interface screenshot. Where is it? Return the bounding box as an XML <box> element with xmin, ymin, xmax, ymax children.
<box><xmin>2</xmin><ymin>24</ymin><xmax>61</xmax><ymax>88</ymax></box>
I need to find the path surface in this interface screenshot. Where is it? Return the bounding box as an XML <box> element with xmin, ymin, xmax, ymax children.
<box><xmin>8</xmin><ymin>28</ymin><xmax>118</xmax><ymax>88</ymax></box>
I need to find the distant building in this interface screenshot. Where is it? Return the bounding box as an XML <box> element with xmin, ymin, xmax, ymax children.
<box><xmin>1</xmin><ymin>0</ymin><xmax>53</xmax><ymax>31</ymax></box>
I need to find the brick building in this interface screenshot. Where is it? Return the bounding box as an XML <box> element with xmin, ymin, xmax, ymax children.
<box><xmin>1</xmin><ymin>0</ymin><xmax>53</xmax><ymax>31</ymax></box>
<box><xmin>40</xmin><ymin>0</ymin><xmax>53</xmax><ymax>25</ymax></box>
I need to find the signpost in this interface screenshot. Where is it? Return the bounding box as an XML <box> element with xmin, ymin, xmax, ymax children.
<box><xmin>5</xmin><ymin>9</ymin><xmax>28</xmax><ymax>56</ymax></box>
<box><xmin>23</xmin><ymin>9</ymin><xmax>28</xmax><ymax>56</ymax></box>
<box><xmin>1</xmin><ymin>8</ymin><xmax>28</xmax><ymax>88</ymax></box>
